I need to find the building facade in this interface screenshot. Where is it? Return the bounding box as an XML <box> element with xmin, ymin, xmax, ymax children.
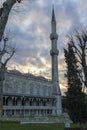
<box><xmin>2</xmin><ymin>8</ymin><xmax>62</xmax><ymax>117</ymax></box>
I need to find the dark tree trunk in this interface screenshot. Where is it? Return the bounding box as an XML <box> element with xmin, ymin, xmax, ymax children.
<box><xmin>0</xmin><ymin>67</ymin><xmax>5</xmax><ymax>117</ymax></box>
<box><xmin>0</xmin><ymin>0</ymin><xmax>16</xmax><ymax>41</ymax></box>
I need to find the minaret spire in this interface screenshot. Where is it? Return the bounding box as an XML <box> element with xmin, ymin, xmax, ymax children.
<box><xmin>51</xmin><ymin>5</ymin><xmax>57</xmax><ymax>35</ymax></box>
<box><xmin>50</xmin><ymin>6</ymin><xmax>62</xmax><ymax>115</ymax></box>
<box><xmin>52</xmin><ymin>5</ymin><xmax>56</xmax><ymax>22</ymax></box>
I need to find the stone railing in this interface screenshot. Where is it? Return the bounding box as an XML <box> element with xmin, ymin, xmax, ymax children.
<box><xmin>3</xmin><ymin>106</ymin><xmax>55</xmax><ymax>110</ymax></box>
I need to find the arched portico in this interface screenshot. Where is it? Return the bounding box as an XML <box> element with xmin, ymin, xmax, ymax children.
<box><xmin>3</xmin><ymin>95</ymin><xmax>56</xmax><ymax>117</ymax></box>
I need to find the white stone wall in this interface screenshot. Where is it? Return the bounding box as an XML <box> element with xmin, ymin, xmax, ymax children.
<box><xmin>3</xmin><ymin>71</ymin><xmax>52</xmax><ymax>97</ymax></box>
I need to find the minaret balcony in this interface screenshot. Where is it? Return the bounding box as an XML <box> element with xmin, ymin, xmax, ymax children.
<box><xmin>50</xmin><ymin>49</ymin><xmax>59</xmax><ymax>55</ymax></box>
<box><xmin>50</xmin><ymin>33</ymin><xmax>58</xmax><ymax>40</ymax></box>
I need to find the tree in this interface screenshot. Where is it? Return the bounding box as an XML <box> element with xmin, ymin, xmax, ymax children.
<box><xmin>67</xmin><ymin>29</ymin><xmax>87</xmax><ymax>88</ymax></box>
<box><xmin>64</xmin><ymin>43</ymin><xmax>87</xmax><ymax>124</ymax></box>
<box><xmin>0</xmin><ymin>35</ymin><xmax>16</xmax><ymax>117</ymax></box>
<box><xmin>0</xmin><ymin>0</ymin><xmax>22</xmax><ymax>117</ymax></box>
<box><xmin>0</xmin><ymin>0</ymin><xmax>22</xmax><ymax>41</ymax></box>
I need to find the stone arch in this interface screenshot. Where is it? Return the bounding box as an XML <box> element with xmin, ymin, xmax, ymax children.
<box><xmin>39</xmin><ymin>99</ymin><xmax>44</xmax><ymax>106</ymax></box>
<box><xmin>16</xmin><ymin>97</ymin><xmax>22</xmax><ymax>106</ymax></box>
<box><xmin>36</xmin><ymin>99</ymin><xmax>39</xmax><ymax>106</ymax></box>
<box><xmin>32</xmin><ymin>98</ymin><xmax>38</xmax><ymax>106</ymax></box>
<box><xmin>25</xmin><ymin>97</ymin><xmax>29</xmax><ymax>106</ymax></box>
<box><xmin>6</xmin><ymin>96</ymin><xmax>13</xmax><ymax>106</ymax></box>
<box><xmin>46</xmin><ymin>99</ymin><xmax>50</xmax><ymax>106</ymax></box>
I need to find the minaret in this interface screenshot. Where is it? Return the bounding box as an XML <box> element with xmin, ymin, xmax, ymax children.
<box><xmin>50</xmin><ymin>6</ymin><xmax>62</xmax><ymax>114</ymax></box>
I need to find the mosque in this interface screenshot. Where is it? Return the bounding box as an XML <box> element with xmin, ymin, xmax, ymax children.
<box><xmin>2</xmin><ymin>8</ymin><xmax>62</xmax><ymax>117</ymax></box>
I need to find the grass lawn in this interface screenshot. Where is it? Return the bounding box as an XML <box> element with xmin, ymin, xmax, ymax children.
<box><xmin>0</xmin><ymin>123</ymin><xmax>87</xmax><ymax>130</ymax></box>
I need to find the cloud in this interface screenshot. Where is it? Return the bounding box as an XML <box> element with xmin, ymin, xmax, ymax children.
<box><xmin>4</xmin><ymin>0</ymin><xmax>87</xmax><ymax>93</ymax></box>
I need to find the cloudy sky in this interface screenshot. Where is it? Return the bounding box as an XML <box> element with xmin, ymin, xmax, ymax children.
<box><xmin>2</xmin><ymin>0</ymin><xmax>87</xmax><ymax>93</ymax></box>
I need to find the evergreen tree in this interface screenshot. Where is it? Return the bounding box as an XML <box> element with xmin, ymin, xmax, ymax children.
<box><xmin>64</xmin><ymin>43</ymin><xmax>87</xmax><ymax>124</ymax></box>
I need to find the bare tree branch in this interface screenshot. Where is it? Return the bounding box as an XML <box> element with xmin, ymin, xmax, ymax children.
<box><xmin>4</xmin><ymin>47</ymin><xmax>15</xmax><ymax>67</ymax></box>
<box><xmin>69</xmin><ymin>36</ymin><xmax>82</xmax><ymax>60</ymax></box>
<box><xmin>67</xmin><ymin>29</ymin><xmax>87</xmax><ymax>88</ymax></box>
<box><xmin>0</xmin><ymin>0</ymin><xmax>22</xmax><ymax>41</ymax></box>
